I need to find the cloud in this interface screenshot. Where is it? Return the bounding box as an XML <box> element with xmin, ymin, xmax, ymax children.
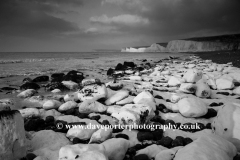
<box><xmin>0</xmin><ymin>0</ymin><xmax>80</xmax><ymax>38</ymax></box>
<box><xmin>90</xmin><ymin>14</ymin><xmax>149</xmax><ymax>26</ymax></box>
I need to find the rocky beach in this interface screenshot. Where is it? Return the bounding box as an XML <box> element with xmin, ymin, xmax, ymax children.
<box><xmin>1</xmin><ymin>51</ymin><xmax>240</xmax><ymax>160</ymax></box>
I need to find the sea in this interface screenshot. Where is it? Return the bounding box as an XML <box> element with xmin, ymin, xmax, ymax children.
<box><xmin>0</xmin><ymin>52</ymin><xmax>186</xmax><ymax>78</ymax></box>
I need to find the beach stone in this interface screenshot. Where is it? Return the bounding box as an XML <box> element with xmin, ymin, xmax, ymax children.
<box><xmin>43</xmin><ymin>100</ymin><xmax>62</xmax><ymax>110</ymax></box>
<box><xmin>183</xmin><ymin>69</ymin><xmax>202</xmax><ymax>83</ymax></box>
<box><xmin>44</xmin><ymin>82</ymin><xmax>69</xmax><ymax>91</ymax></box>
<box><xmin>81</xmin><ymin>78</ymin><xmax>101</xmax><ymax>86</ymax></box>
<box><xmin>168</xmin><ymin>76</ymin><xmax>182</xmax><ymax>87</ymax></box>
<box><xmin>78</xmin><ymin>84</ymin><xmax>108</xmax><ymax>101</ymax></box>
<box><xmin>124</xmin><ymin>61</ymin><xmax>135</xmax><ymax>68</ymax></box>
<box><xmin>137</xmin><ymin>132</ymin><xmax>154</xmax><ymax>141</ymax></box>
<box><xmin>102</xmin><ymin>138</ymin><xmax>130</xmax><ymax>160</ymax></box>
<box><xmin>105</xmin><ymin>90</ymin><xmax>129</xmax><ymax>105</ymax></box>
<box><xmin>128</xmin><ymin>76</ymin><xmax>142</xmax><ymax>81</ymax></box>
<box><xmin>58</xmin><ymin>144</ymin><xmax>107</xmax><ymax>160</ymax></box>
<box><xmin>79</xmin><ymin>99</ymin><xmax>107</xmax><ymax>113</ymax></box>
<box><xmin>111</xmin><ymin>109</ymin><xmax>140</xmax><ymax>125</ymax></box>
<box><xmin>178</xmin><ymin>97</ymin><xmax>208</xmax><ymax>118</ymax></box>
<box><xmin>0</xmin><ymin>100</ymin><xmax>12</xmax><ymax>111</ymax></box>
<box><xmin>115</xmin><ymin>134</ymin><xmax>129</xmax><ymax>140</ymax></box>
<box><xmin>58</xmin><ymin>101</ymin><xmax>77</xmax><ymax>112</ymax></box>
<box><xmin>20</xmin><ymin>82</ymin><xmax>40</xmax><ymax>90</ymax></box>
<box><xmin>39</xmin><ymin>109</ymin><xmax>62</xmax><ymax>120</ymax></box>
<box><xmin>62</xmin><ymin>81</ymin><xmax>79</xmax><ymax>90</ymax></box>
<box><xmin>207</xmin><ymin>78</ymin><xmax>217</xmax><ymax>89</ymax></box>
<box><xmin>233</xmin><ymin>86</ymin><xmax>240</xmax><ymax>95</ymax></box>
<box><xmin>62</xmin><ymin>70</ymin><xmax>84</xmax><ymax>83</ymax></box>
<box><xmin>155</xmin><ymin>148</ymin><xmax>178</xmax><ymax>160</ymax></box>
<box><xmin>212</xmin><ymin>103</ymin><xmax>240</xmax><ymax>142</ymax></box>
<box><xmin>107</xmin><ymin>68</ymin><xmax>114</xmax><ymax>76</ymax></box>
<box><xmin>133</xmin><ymin>154</ymin><xmax>150</xmax><ymax>160</ymax></box>
<box><xmin>51</xmin><ymin>73</ymin><xmax>65</xmax><ymax>82</ymax></box>
<box><xmin>107</xmin><ymin>81</ymin><xmax>123</xmax><ymax>90</ymax></box>
<box><xmin>51</xmin><ymin>89</ymin><xmax>61</xmax><ymax>93</ymax></box>
<box><xmin>134</xmin><ymin>91</ymin><xmax>156</xmax><ymax>111</ymax></box>
<box><xmin>174</xmin><ymin>135</ymin><xmax>237</xmax><ymax>160</ymax></box>
<box><xmin>179</xmin><ymin>83</ymin><xmax>196</xmax><ymax>93</ymax></box>
<box><xmin>115</xmin><ymin>63</ymin><xmax>125</xmax><ymax>71</ymax></box>
<box><xmin>17</xmin><ymin>89</ymin><xmax>37</xmax><ymax>98</ymax></box>
<box><xmin>157</xmin><ymin>136</ymin><xmax>173</xmax><ymax>148</ymax></box>
<box><xmin>19</xmin><ymin>108</ymin><xmax>40</xmax><ymax>118</ymax></box>
<box><xmin>66</xmin><ymin>120</ymin><xmax>100</xmax><ymax>141</ymax></box>
<box><xmin>116</xmin><ymin>96</ymin><xmax>135</xmax><ymax>105</ymax></box>
<box><xmin>0</xmin><ymin>110</ymin><xmax>26</xmax><ymax>160</ymax></box>
<box><xmin>30</xmin><ymin>130</ymin><xmax>71</xmax><ymax>160</ymax></box>
<box><xmin>195</xmin><ymin>82</ymin><xmax>211</xmax><ymax>98</ymax></box>
<box><xmin>89</xmin><ymin>127</ymin><xmax>112</xmax><ymax>144</ymax></box>
<box><xmin>216</xmin><ymin>78</ymin><xmax>234</xmax><ymax>90</ymax></box>
<box><xmin>64</xmin><ymin>93</ymin><xmax>78</xmax><ymax>102</ymax></box>
<box><xmin>32</xmin><ymin>76</ymin><xmax>49</xmax><ymax>83</ymax></box>
<box><xmin>24</xmin><ymin>117</ymin><xmax>45</xmax><ymax>131</ymax></box>
<box><xmin>136</xmin><ymin>144</ymin><xmax>166</xmax><ymax>159</ymax></box>
<box><xmin>21</xmin><ymin>96</ymin><xmax>47</xmax><ymax>108</ymax></box>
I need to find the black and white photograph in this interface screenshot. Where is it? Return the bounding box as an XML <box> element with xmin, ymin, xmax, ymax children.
<box><xmin>0</xmin><ymin>0</ymin><xmax>240</xmax><ymax>160</ymax></box>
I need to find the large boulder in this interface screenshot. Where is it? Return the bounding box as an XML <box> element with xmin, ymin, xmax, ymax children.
<box><xmin>0</xmin><ymin>110</ymin><xmax>26</xmax><ymax>160</ymax></box>
<box><xmin>178</xmin><ymin>97</ymin><xmax>208</xmax><ymax>118</ymax></box>
<box><xmin>174</xmin><ymin>135</ymin><xmax>237</xmax><ymax>160</ymax></box>
<box><xmin>133</xmin><ymin>91</ymin><xmax>156</xmax><ymax>111</ymax></box>
<box><xmin>20</xmin><ymin>82</ymin><xmax>40</xmax><ymax>90</ymax></box>
<box><xmin>183</xmin><ymin>69</ymin><xmax>202</xmax><ymax>83</ymax></box>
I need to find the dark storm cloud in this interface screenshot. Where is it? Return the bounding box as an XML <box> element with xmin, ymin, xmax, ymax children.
<box><xmin>0</xmin><ymin>0</ymin><xmax>81</xmax><ymax>38</ymax></box>
<box><xmin>103</xmin><ymin>0</ymin><xmax>240</xmax><ymax>40</ymax></box>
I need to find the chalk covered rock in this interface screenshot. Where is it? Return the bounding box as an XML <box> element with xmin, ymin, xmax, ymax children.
<box><xmin>62</xmin><ymin>81</ymin><xmax>79</xmax><ymax>90</ymax></box>
<box><xmin>170</xmin><ymin>94</ymin><xmax>188</xmax><ymax>104</ymax></box>
<box><xmin>51</xmin><ymin>89</ymin><xmax>61</xmax><ymax>93</ymax></box>
<box><xmin>174</xmin><ymin>135</ymin><xmax>237</xmax><ymax>160</ymax></box>
<box><xmin>0</xmin><ymin>110</ymin><xmax>26</xmax><ymax>160</ymax></box>
<box><xmin>168</xmin><ymin>76</ymin><xmax>182</xmax><ymax>87</ymax></box>
<box><xmin>19</xmin><ymin>108</ymin><xmax>40</xmax><ymax>118</ymax></box>
<box><xmin>89</xmin><ymin>127</ymin><xmax>112</xmax><ymax>144</ymax></box>
<box><xmin>64</xmin><ymin>93</ymin><xmax>78</xmax><ymax>102</ymax></box>
<box><xmin>43</xmin><ymin>100</ymin><xmax>62</xmax><ymax>110</ymax></box>
<box><xmin>195</xmin><ymin>82</ymin><xmax>211</xmax><ymax>98</ymax></box>
<box><xmin>179</xmin><ymin>83</ymin><xmax>196</xmax><ymax>93</ymax></box>
<box><xmin>58</xmin><ymin>101</ymin><xmax>77</xmax><ymax>112</ymax></box>
<box><xmin>17</xmin><ymin>89</ymin><xmax>37</xmax><ymax>98</ymax></box>
<box><xmin>21</xmin><ymin>96</ymin><xmax>47</xmax><ymax>108</ymax></box>
<box><xmin>212</xmin><ymin>103</ymin><xmax>240</xmax><ymax>141</ymax></box>
<box><xmin>183</xmin><ymin>69</ymin><xmax>202</xmax><ymax>83</ymax></box>
<box><xmin>116</xmin><ymin>96</ymin><xmax>135</xmax><ymax>105</ymax></box>
<box><xmin>128</xmin><ymin>76</ymin><xmax>142</xmax><ymax>81</ymax></box>
<box><xmin>111</xmin><ymin>109</ymin><xmax>140</xmax><ymax>125</ymax></box>
<box><xmin>105</xmin><ymin>90</ymin><xmax>129</xmax><ymax>105</ymax></box>
<box><xmin>207</xmin><ymin>78</ymin><xmax>217</xmax><ymax>89</ymax></box>
<box><xmin>134</xmin><ymin>91</ymin><xmax>156</xmax><ymax>111</ymax></box>
<box><xmin>79</xmin><ymin>99</ymin><xmax>107</xmax><ymax>113</ymax></box>
<box><xmin>102</xmin><ymin>138</ymin><xmax>130</xmax><ymax>160</ymax></box>
<box><xmin>82</xmin><ymin>78</ymin><xmax>101</xmax><ymax>86</ymax></box>
<box><xmin>216</xmin><ymin>78</ymin><xmax>234</xmax><ymax>90</ymax></box>
<box><xmin>78</xmin><ymin>84</ymin><xmax>108</xmax><ymax>101</ymax></box>
<box><xmin>136</xmin><ymin>144</ymin><xmax>167</xmax><ymax>159</ymax></box>
<box><xmin>178</xmin><ymin>97</ymin><xmax>208</xmax><ymax>118</ymax></box>
<box><xmin>58</xmin><ymin>144</ymin><xmax>106</xmax><ymax>160</ymax></box>
<box><xmin>233</xmin><ymin>86</ymin><xmax>240</xmax><ymax>95</ymax></box>
<box><xmin>66</xmin><ymin>120</ymin><xmax>100</xmax><ymax>141</ymax></box>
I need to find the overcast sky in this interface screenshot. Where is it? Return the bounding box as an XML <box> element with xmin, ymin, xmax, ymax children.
<box><xmin>0</xmin><ymin>0</ymin><xmax>240</xmax><ymax>52</ymax></box>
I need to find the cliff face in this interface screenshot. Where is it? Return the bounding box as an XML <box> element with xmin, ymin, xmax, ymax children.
<box><xmin>167</xmin><ymin>40</ymin><xmax>239</xmax><ymax>52</ymax></box>
<box><xmin>121</xmin><ymin>43</ymin><xmax>167</xmax><ymax>52</ymax></box>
